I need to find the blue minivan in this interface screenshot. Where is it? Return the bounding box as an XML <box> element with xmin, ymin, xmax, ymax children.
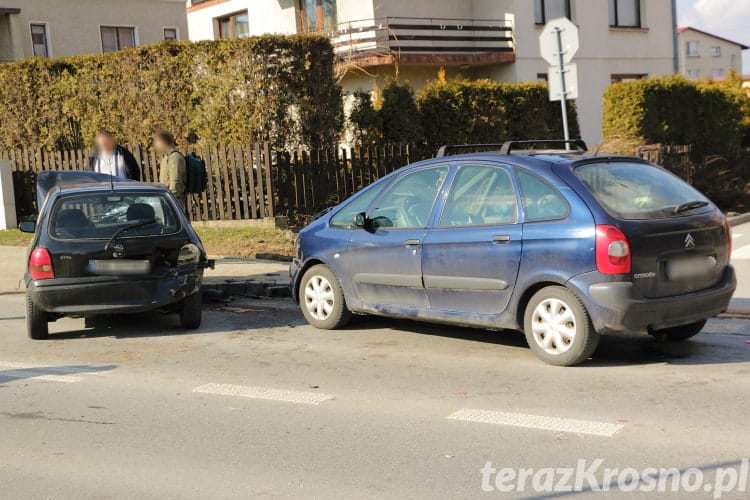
<box><xmin>290</xmin><ymin>142</ymin><xmax>736</xmax><ymax>365</ymax></box>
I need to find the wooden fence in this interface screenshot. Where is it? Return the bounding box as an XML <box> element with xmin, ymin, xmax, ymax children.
<box><xmin>3</xmin><ymin>142</ymin><xmax>423</xmax><ymax>222</ymax></box>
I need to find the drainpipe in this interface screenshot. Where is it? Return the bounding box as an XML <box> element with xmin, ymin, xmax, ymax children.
<box><xmin>671</xmin><ymin>0</ymin><xmax>679</xmax><ymax>73</ymax></box>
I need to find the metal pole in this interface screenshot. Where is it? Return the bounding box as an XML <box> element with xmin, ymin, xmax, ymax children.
<box><xmin>555</xmin><ymin>27</ymin><xmax>570</xmax><ymax>150</ymax></box>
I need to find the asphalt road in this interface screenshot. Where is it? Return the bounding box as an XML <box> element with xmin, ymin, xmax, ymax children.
<box><xmin>0</xmin><ymin>290</ymin><xmax>749</xmax><ymax>499</ymax></box>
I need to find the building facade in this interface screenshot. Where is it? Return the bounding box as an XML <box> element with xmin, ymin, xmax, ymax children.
<box><xmin>187</xmin><ymin>0</ymin><xmax>678</xmax><ymax>145</ymax></box>
<box><xmin>0</xmin><ymin>0</ymin><xmax>187</xmax><ymax>61</ymax></box>
<box><xmin>677</xmin><ymin>27</ymin><xmax>747</xmax><ymax>81</ymax></box>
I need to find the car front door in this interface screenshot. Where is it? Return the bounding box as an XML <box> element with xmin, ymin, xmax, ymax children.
<box><xmin>345</xmin><ymin>166</ymin><xmax>450</xmax><ymax>310</ymax></box>
<box><xmin>421</xmin><ymin>163</ymin><xmax>522</xmax><ymax>315</ymax></box>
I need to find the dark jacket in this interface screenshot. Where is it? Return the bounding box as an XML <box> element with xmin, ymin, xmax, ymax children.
<box><xmin>87</xmin><ymin>145</ymin><xmax>141</xmax><ymax>181</ymax></box>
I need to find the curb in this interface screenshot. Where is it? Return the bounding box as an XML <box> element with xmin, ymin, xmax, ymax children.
<box><xmin>728</xmin><ymin>213</ymin><xmax>750</xmax><ymax>227</ymax></box>
<box><xmin>201</xmin><ymin>280</ymin><xmax>291</xmax><ymax>300</ymax></box>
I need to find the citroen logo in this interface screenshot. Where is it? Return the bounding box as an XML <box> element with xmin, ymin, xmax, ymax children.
<box><xmin>684</xmin><ymin>234</ymin><xmax>696</xmax><ymax>248</ymax></box>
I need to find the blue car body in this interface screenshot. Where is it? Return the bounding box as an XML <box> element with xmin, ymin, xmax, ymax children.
<box><xmin>290</xmin><ymin>152</ymin><xmax>735</xmax><ymax>339</ymax></box>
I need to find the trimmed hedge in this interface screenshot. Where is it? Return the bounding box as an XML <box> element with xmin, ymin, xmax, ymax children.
<box><xmin>602</xmin><ymin>75</ymin><xmax>743</xmax><ymax>153</ymax></box>
<box><xmin>416</xmin><ymin>79</ymin><xmax>579</xmax><ymax>149</ymax></box>
<box><xmin>349</xmin><ymin>79</ymin><xmax>579</xmax><ymax>150</ymax></box>
<box><xmin>0</xmin><ymin>35</ymin><xmax>342</xmax><ymax>150</ymax></box>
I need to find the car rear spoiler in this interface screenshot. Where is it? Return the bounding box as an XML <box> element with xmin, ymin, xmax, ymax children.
<box><xmin>36</xmin><ymin>170</ymin><xmax>134</xmax><ymax>210</ymax></box>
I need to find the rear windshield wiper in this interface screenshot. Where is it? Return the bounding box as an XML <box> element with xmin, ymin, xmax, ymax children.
<box><xmin>105</xmin><ymin>218</ymin><xmax>157</xmax><ymax>251</ymax></box>
<box><xmin>673</xmin><ymin>200</ymin><xmax>709</xmax><ymax>214</ymax></box>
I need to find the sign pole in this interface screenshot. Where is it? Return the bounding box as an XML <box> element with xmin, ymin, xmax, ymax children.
<box><xmin>555</xmin><ymin>27</ymin><xmax>571</xmax><ymax>150</ymax></box>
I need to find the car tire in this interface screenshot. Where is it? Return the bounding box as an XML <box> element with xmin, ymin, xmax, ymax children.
<box><xmin>523</xmin><ymin>286</ymin><xmax>599</xmax><ymax>366</ymax></box>
<box><xmin>650</xmin><ymin>320</ymin><xmax>706</xmax><ymax>342</ymax></box>
<box><xmin>26</xmin><ymin>294</ymin><xmax>49</xmax><ymax>340</ymax></box>
<box><xmin>299</xmin><ymin>265</ymin><xmax>352</xmax><ymax>330</ymax></box>
<box><xmin>179</xmin><ymin>292</ymin><xmax>202</xmax><ymax>330</ymax></box>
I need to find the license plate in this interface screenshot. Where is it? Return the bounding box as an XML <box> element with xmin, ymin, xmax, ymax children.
<box><xmin>88</xmin><ymin>260</ymin><xmax>151</xmax><ymax>276</ymax></box>
<box><xmin>665</xmin><ymin>256</ymin><xmax>717</xmax><ymax>281</ymax></box>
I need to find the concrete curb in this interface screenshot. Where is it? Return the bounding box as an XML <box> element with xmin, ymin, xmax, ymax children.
<box><xmin>728</xmin><ymin>213</ymin><xmax>750</xmax><ymax>227</ymax></box>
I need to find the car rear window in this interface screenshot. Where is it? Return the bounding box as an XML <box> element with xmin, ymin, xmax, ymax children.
<box><xmin>575</xmin><ymin>162</ymin><xmax>711</xmax><ymax>220</ymax></box>
<box><xmin>50</xmin><ymin>192</ymin><xmax>180</xmax><ymax>240</ymax></box>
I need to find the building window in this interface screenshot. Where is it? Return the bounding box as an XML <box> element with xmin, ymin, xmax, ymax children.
<box><xmin>686</xmin><ymin>41</ymin><xmax>700</xmax><ymax>57</ymax></box>
<box><xmin>611</xmin><ymin>74</ymin><xmax>647</xmax><ymax>83</ymax></box>
<box><xmin>101</xmin><ymin>26</ymin><xmax>136</xmax><ymax>52</ymax></box>
<box><xmin>217</xmin><ymin>11</ymin><xmax>250</xmax><ymax>39</ymax></box>
<box><xmin>710</xmin><ymin>46</ymin><xmax>721</xmax><ymax>57</ymax></box>
<box><xmin>299</xmin><ymin>0</ymin><xmax>338</xmax><ymax>33</ymax></box>
<box><xmin>609</xmin><ymin>0</ymin><xmax>641</xmax><ymax>27</ymax></box>
<box><xmin>536</xmin><ymin>73</ymin><xmax>548</xmax><ymax>83</ymax></box>
<box><xmin>534</xmin><ymin>0</ymin><xmax>571</xmax><ymax>25</ymax></box>
<box><xmin>712</xmin><ymin>68</ymin><xmax>725</xmax><ymax>79</ymax></box>
<box><xmin>30</xmin><ymin>23</ymin><xmax>50</xmax><ymax>57</ymax></box>
<box><xmin>686</xmin><ymin>69</ymin><xmax>700</xmax><ymax>80</ymax></box>
<box><xmin>164</xmin><ymin>28</ymin><xmax>178</xmax><ymax>40</ymax></box>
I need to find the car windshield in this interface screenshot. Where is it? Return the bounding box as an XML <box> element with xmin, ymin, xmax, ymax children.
<box><xmin>575</xmin><ymin>162</ymin><xmax>711</xmax><ymax>220</ymax></box>
<box><xmin>50</xmin><ymin>192</ymin><xmax>180</xmax><ymax>240</ymax></box>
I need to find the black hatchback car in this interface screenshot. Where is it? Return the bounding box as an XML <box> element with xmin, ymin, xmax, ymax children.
<box><xmin>20</xmin><ymin>171</ymin><xmax>211</xmax><ymax>339</ymax></box>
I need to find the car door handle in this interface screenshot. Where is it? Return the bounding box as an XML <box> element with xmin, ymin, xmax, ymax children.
<box><xmin>492</xmin><ymin>235</ymin><xmax>511</xmax><ymax>243</ymax></box>
<box><xmin>404</xmin><ymin>239</ymin><xmax>421</xmax><ymax>246</ymax></box>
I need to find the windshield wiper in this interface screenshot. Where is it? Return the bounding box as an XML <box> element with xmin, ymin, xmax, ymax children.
<box><xmin>104</xmin><ymin>218</ymin><xmax>157</xmax><ymax>252</ymax></box>
<box><xmin>673</xmin><ymin>200</ymin><xmax>709</xmax><ymax>214</ymax></box>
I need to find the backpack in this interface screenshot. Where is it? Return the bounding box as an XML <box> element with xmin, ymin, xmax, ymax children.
<box><xmin>184</xmin><ymin>152</ymin><xmax>208</xmax><ymax>193</ymax></box>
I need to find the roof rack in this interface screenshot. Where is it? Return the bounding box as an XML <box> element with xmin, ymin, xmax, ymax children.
<box><xmin>435</xmin><ymin>139</ymin><xmax>588</xmax><ymax>157</ymax></box>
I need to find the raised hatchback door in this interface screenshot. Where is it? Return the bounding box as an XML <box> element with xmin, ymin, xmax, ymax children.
<box><xmin>421</xmin><ymin>164</ymin><xmax>522</xmax><ymax>315</ymax></box>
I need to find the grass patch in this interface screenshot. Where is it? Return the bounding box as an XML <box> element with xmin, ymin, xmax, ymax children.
<box><xmin>0</xmin><ymin>230</ymin><xmax>32</xmax><ymax>247</ymax></box>
<box><xmin>195</xmin><ymin>226</ymin><xmax>294</xmax><ymax>259</ymax></box>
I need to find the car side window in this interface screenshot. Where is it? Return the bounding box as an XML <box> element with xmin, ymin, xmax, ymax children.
<box><xmin>517</xmin><ymin>169</ymin><xmax>569</xmax><ymax>222</ymax></box>
<box><xmin>330</xmin><ymin>177</ymin><xmax>390</xmax><ymax>229</ymax></box>
<box><xmin>370</xmin><ymin>167</ymin><xmax>449</xmax><ymax>229</ymax></box>
<box><xmin>440</xmin><ymin>165</ymin><xmax>517</xmax><ymax>226</ymax></box>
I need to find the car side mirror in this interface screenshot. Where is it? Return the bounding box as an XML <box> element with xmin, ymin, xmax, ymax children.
<box><xmin>353</xmin><ymin>212</ymin><xmax>368</xmax><ymax>229</ymax></box>
<box><xmin>18</xmin><ymin>221</ymin><xmax>36</xmax><ymax>233</ymax></box>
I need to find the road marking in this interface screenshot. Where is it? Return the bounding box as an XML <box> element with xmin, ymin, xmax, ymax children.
<box><xmin>447</xmin><ymin>408</ymin><xmax>624</xmax><ymax>437</ymax></box>
<box><xmin>731</xmin><ymin>244</ymin><xmax>750</xmax><ymax>260</ymax></box>
<box><xmin>193</xmin><ymin>383</ymin><xmax>334</xmax><ymax>405</ymax></box>
<box><xmin>0</xmin><ymin>361</ymin><xmax>110</xmax><ymax>383</ymax></box>
<box><xmin>732</xmin><ymin>233</ymin><xmax>743</xmax><ymax>239</ymax></box>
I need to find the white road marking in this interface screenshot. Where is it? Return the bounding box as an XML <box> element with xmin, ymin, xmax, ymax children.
<box><xmin>447</xmin><ymin>408</ymin><xmax>624</xmax><ymax>437</ymax></box>
<box><xmin>193</xmin><ymin>383</ymin><xmax>334</xmax><ymax>405</ymax></box>
<box><xmin>0</xmin><ymin>361</ymin><xmax>108</xmax><ymax>383</ymax></box>
<box><xmin>732</xmin><ymin>233</ymin><xmax>743</xmax><ymax>239</ymax></box>
<box><xmin>731</xmin><ymin>244</ymin><xmax>750</xmax><ymax>260</ymax></box>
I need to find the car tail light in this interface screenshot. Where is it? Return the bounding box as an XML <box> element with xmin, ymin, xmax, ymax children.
<box><xmin>29</xmin><ymin>247</ymin><xmax>54</xmax><ymax>280</ymax></box>
<box><xmin>596</xmin><ymin>225</ymin><xmax>631</xmax><ymax>275</ymax></box>
<box><xmin>725</xmin><ymin>220</ymin><xmax>732</xmax><ymax>258</ymax></box>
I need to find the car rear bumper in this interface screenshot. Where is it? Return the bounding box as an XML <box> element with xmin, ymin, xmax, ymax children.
<box><xmin>571</xmin><ymin>266</ymin><xmax>736</xmax><ymax>334</ymax></box>
<box><xmin>27</xmin><ymin>268</ymin><xmax>203</xmax><ymax>315</ymax></box>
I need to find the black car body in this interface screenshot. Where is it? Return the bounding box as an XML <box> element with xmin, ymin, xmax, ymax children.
<box><xmin>21</xmin><ymin>171</ymin><xmax>211</xmax><ymax>339</ymax></box>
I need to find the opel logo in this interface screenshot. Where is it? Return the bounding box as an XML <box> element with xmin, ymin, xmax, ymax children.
<box><xmin>684</xmin><ymin>234</ymin><xmax>696</xmax><ymax>248</ymax></box>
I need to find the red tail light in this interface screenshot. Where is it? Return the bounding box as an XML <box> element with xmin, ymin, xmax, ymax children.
<box><xmin>725</xmin><ymin>220</ymin><xmax>732</xmax><ymax>258</ymax></box>
<box><xmin>595</xmin><ymin>225</ymin><xmax>631</xmax><ymax>275</ymax></box>
<box><xmin>29</xmin><ymin>248</ymin><xmax>54</xmax><ymax>280</ymax></box>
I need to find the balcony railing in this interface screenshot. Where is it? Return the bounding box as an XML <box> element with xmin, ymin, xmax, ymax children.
<box><xmin>330</xmin><ymin>17</ymin><xmax>515</xmax><ymax>66</ymax></box>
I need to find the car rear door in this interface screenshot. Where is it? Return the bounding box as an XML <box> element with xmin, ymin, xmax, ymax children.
<box><xmin>573</xmin><ymin>161</ymin><xmax>730</xmax><ymax>298</ymax></box>
<box><xmin>420</xmin><ymin>163</ymin><xmax>522</xmax><ymax>315</ymax></box>
<box><xmin>344</xmin><ymin>166</ymin><xmax>450</xmax><ymax>310</ymax></box>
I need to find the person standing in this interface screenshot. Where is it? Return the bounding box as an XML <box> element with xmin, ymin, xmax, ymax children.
<box><xmin>153</xmin><ymin>129</ymin><xmax>187</xmax><ymax>209</ymax></box>
<box><xmin>88</xmin><ymin>130</ymin><xmax>141</xmax><ymax>180</ymax></box>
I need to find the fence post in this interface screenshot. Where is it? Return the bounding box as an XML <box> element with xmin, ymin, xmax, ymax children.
<box><xmin>0</xmin><ymin>159</ymin><xmax>17</xmax><ymax>230</ymax></box>
<box><xmin>263</xmin><ymin>142</ymin><xmax>274</xmax><ymax>218</ymax></box>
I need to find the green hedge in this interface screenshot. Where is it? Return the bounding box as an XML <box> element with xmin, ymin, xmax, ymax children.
<box><xmin>0</xmin><ymin>35</ymin><xmax>342</xmax><ymax>150</ymax></box>
<box><xmin>602</xmin><ymin>75</ymin><xmax>743</xmax><ymax>153</ymax></box>
<box><xmin>349</xmin><ymin>79</ymin><xmax>579</xmax><ymax>150</ymax></box>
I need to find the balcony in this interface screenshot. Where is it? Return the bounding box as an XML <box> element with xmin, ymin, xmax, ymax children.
<box><xmin>330</xmin><ymin>17</ymin><xmax>515</xmax><ymax>68</ymax></box>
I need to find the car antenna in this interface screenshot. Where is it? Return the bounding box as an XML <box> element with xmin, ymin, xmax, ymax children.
<box><xmin>110</xmin><ymin>173</ymin><xmax>114</xmax><ymax>192</ymax></box>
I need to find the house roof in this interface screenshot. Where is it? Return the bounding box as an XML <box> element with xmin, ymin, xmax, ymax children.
<box><xmin>677</xmin><ymin>26</ymin><xmax>750</xmax><ymax>50</ymax></box>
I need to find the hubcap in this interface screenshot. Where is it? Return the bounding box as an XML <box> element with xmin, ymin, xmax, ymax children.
<box><xmin>304</xmin><ymin>275</ymin><xmax>335</xmax><ymax>321</ymax></box>
<box><xmin>531</xmin><ymin>298</ymin><xmax>577</xmax><ymax>356</ymax></box>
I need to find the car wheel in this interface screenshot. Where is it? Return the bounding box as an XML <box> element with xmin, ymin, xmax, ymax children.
<box><xmin>650</xmin><ymin>320</ymin><xmax>707</xmax><ymax>342</ymax></box>
<box><xmin>179</xmin><ymin>292</ymin><xmax>202</xmax><ymax>330</ymax></box>
<box><xmin>299</xmin><ymin>265</ymin><xmax>352</xmax><ymax>330</ymax></box>
<box><xmin>523</xmin><ymin>286</ymin><xmax>599</xmax><ymax>366</ymax></box>
<box><xmin>26</xmin><ymin>294</ymin><xmax>49</xmax><ymax>340</ymax></box>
